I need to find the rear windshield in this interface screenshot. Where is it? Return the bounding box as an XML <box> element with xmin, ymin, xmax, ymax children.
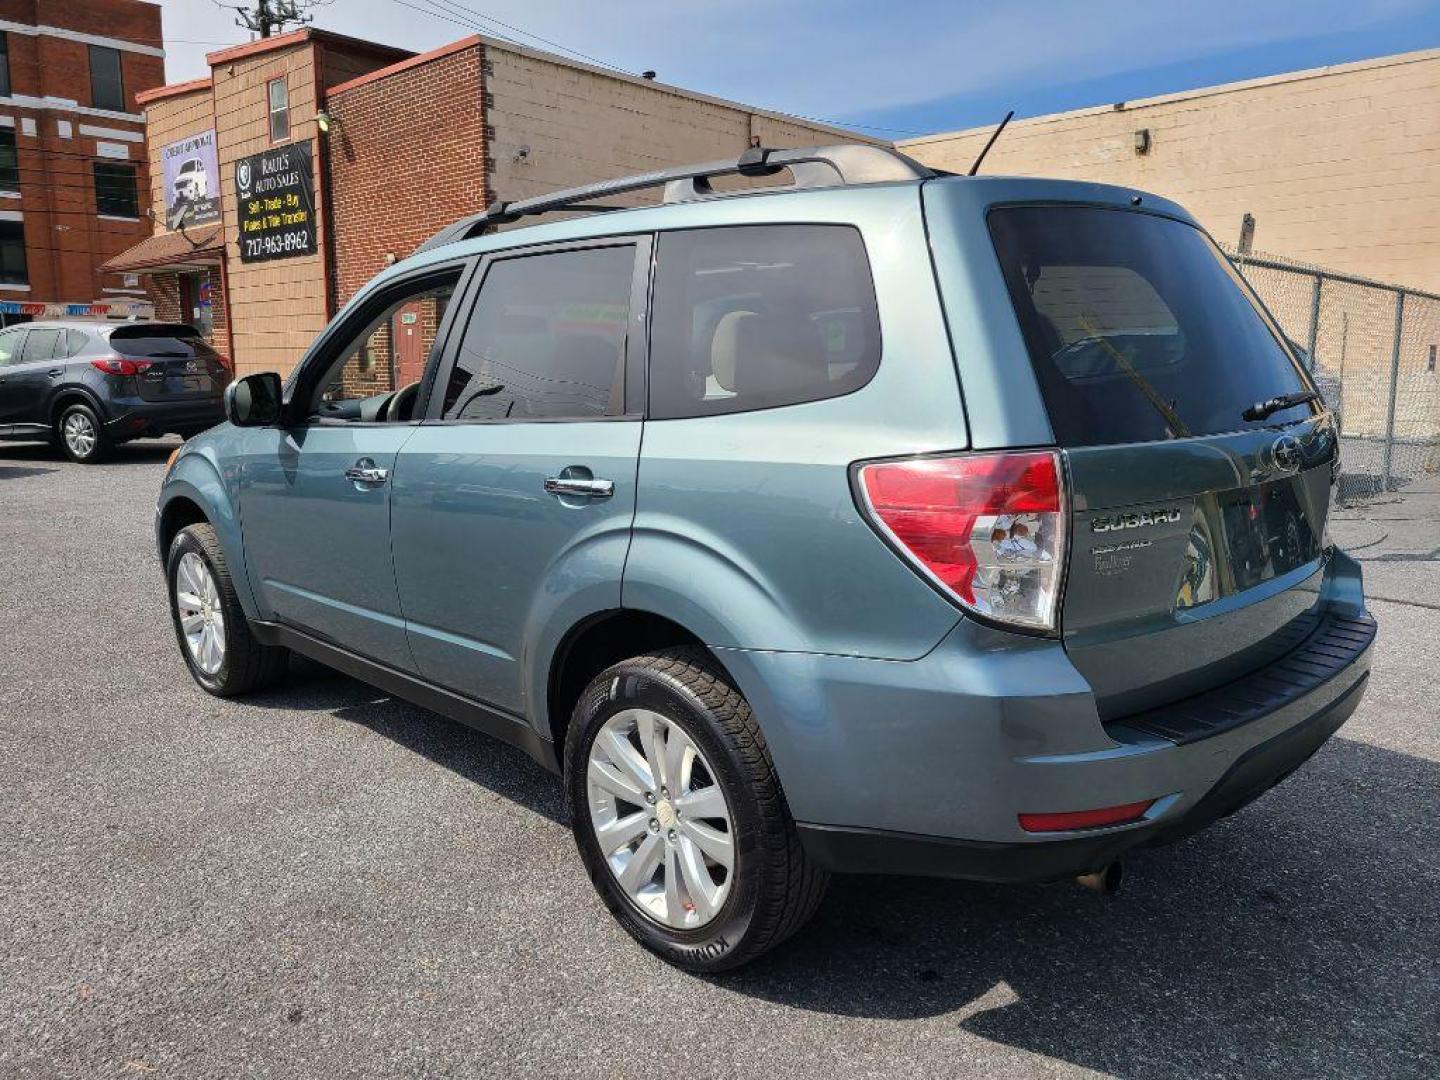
<box><xmin>107</xmin><ymin>323</ymin><xmax>219</xmax><ymax>359</ymax></box>
<box><xmin>988</xmin><ymin>206</ymin><xmax>1313</xmax><ymax>446</ymax></box>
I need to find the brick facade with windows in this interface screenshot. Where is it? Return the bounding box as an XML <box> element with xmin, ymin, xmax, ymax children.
<box><xmin>0</xmin><ymin>0</ymin><xmax>163</xmax><ymax>322</ymax></box>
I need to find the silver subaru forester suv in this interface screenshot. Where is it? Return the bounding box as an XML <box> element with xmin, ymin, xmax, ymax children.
<box><xmin>157</xmin><ymin>145</ymin><xmax>1375</xmax><ymax>970</ymax></box>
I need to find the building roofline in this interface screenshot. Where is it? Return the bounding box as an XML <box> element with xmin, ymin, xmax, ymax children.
<box><xmin>205</xmin><ymin>27</ymin><xmax>411</xmax><ymax>68</ymax></box>
<box><xmin>899</xmin><ymin>46</ymin><xmax>1440</xmax><ymax>147</ymax></box>
<box><xmin>327</xmin><ymin>35</ymin><xmax>484</xmax><ymax>97</ymax></box>
<box><xmin>135</xmin><ymin>77</ymin><xmax>212</xmax><ymax>107</ymax></box>
<box><xmin>467</xmin><ymin>32</ymin><xmax>874</xmax><ymax>144</ymax></box>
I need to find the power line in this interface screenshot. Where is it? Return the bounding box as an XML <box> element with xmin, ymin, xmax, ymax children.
<box><xmin>390</xmin><ymin>0</ymin><xmax>927</xmax><ymax>136</ymax></box>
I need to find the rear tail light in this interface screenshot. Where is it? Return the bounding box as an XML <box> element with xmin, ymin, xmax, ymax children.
<box><xmin>856</xmin><ymin>450</ymin><xmax>1067</xmax><ymax>632</ymax></box>
<box><xmin>90</xmin><ymin>356</ymin><xmax>151</xmax><ymax>376</ymax></box>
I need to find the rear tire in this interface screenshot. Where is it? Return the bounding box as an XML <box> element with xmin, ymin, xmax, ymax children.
<box><xmin>166</xmin><ymin>523</ymin><xmax>289</xmax><ymax>696</ymax></box>
<box><xmin>55</xmin><ymin>402</ymin><xmax>109</xmax><ymax>463</ymax></box>
<box><xmin>566</xmin><ymin>647</ymin><xmax>828</xmax><ymax>971</ymax></box>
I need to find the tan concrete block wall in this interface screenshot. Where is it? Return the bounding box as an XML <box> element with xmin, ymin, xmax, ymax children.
<box><xmin>143</xmin><ymin>88</ymin><xmax>216</xmax><ymax>223</ymax></box>
<box><xmin>485</xmin><ymin>44</ymin><xmax>877</xmax><ymax>211</ymax></box>
<box><xmin>900</xmin><ymin>50</ymin><xmax>1440</xmax><ymax>294</ymax></box>
<box><xmin>211</xmin><ymin>42</ymin><xmax>329</xmax><ymax>378</ymax></box>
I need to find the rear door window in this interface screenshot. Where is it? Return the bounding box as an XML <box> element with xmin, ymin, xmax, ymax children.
<box><xmin>988</xmin><ymin>205</ymin><xmax>1314</xmax><ymax>446</ymax></box>
<box><xmin>441</xmin><ymin>245</ymin><xmax>635</xmax><ymax>421</ymax></box>
<box><xmin>20</xmin><ymin>327</ymin><xmax>61</xmax><ymax>363</ymax></box>
<box><xmin>648</xmin><ymin>224</ymin><xmax>881</xmax><ymax>419</ymax></box>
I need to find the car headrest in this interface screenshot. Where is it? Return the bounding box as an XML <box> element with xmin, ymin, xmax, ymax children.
<box><xmin>710</xmin><ymin>309</ymin><xmax>827</xmax><ymax>399</ymax></box>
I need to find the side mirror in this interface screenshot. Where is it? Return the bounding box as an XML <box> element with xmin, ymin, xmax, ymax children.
<box><xmin>224</xmin><ymin>372</ymin><xmax>284</xmax><ymax>427</ymax></box>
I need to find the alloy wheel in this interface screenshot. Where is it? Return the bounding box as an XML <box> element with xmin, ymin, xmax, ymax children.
<box><xmin>62</xmin><ymin>411</ymin><xmax>96</xmax><ymax>458</ymax></box>
<box><xmin>175</xmin><ymin>551</ymin><xmax>226</xmax><ymax>675</ymax></box>
<box><xmin>585</xmin><ymin>707</ymin><xmax>735</xmax><ymax>929</ymax></box>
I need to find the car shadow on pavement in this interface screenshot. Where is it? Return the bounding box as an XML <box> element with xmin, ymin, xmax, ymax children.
<box><xmin>719</xmin><ymin>736</ymin><xmax>1438</xmax><ymax>1079</ymax></box>
<box><xmin>0</xmin><ymin>438</ymin><xmax>179</xmax><ymax>465</ymax></box>
<box><xmin>243</xmin><ymin>658</ymin><xmax>566</xmax><ymax>825</ymax></box>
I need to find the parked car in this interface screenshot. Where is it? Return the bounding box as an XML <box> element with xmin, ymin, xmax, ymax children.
<box><xmin>156</xmin><ymin>145</ymin><xmax>1376</xmax><ymax>971</ymax></box>
<box><xmin>0</xmin><ymin>321</ymin><xmax>230</xmax><ymax>462</ymax></box>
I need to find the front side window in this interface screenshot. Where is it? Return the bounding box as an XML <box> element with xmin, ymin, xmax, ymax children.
<box><xmin>94</xmin><ymin>163</ymin><xmax>139</xmax><ymax>218</ymax></box>
<box><xmin>267</xmin><ymin>78</ymin><xmax>289</xmax><ymax>142</ymax></box>
<box><xmin>988</xmin><ymin>205</ymin><xmax>1314</xmax><ymax>447</ymax></box>
<box><xmin>89</xmin><ymin>45</ymin><xmax>126</xmax><ymax>112</ymax></box>
<box><xmin>648</xmin><ymin>224</ymin><xmax>881</xmax><ymax>420</ymax></box>
<box><xmin>0</xmin><ymin>220</ymin><xmax>26</xmax><ymax>285</ymax></box>
<box><xmin>441</xmin><ymin>245</ymin><xmax>634</xmax><ymax>421</ymax></box>
<box><xmin>0</xmin><ymin>129</ymin><xmax>17</xmax><ymax>193</ymax></box>
<box><xmin>311</xmin><ymin>273</ymin><xmax>459</xmax><ymax>422</ymax></box>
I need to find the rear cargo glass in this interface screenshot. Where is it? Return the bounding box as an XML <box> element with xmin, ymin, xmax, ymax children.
<box><xmin>988</xmin><ymin>206</ymin><xmax>1314</xmax><ymax>447</ymax></box>
<box><xmin>107</xmin><ymin>324</ymin><xmax>219</xmax><ymax>359</ymax></box>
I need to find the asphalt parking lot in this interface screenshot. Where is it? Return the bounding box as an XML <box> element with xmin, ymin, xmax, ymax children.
<box><xmin>2</xmin><ymin>439</ymin><xmax>1437</xmax><ymax>1080</ymax></box>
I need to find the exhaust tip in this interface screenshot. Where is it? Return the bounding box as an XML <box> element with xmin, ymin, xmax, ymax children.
<box><xmin>1076</xmin><ymin>861</ymin><xmax>1124</xmax><ymax>896</ymax></box>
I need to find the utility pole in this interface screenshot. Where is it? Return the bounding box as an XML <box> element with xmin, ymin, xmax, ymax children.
<box><xmin>232</xmin><ymin>0</ymin><xmax>327</xmax><ymax>39</ymax></box>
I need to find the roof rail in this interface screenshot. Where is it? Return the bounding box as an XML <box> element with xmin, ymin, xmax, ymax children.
<box><xmin>413</xmin><ymin>143</ymin><xmax>938</xmax><ymax>254</ymax></box>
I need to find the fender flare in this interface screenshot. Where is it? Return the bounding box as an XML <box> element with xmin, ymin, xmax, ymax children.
<box><xmin>157</xmin><ymin>452</ymin><xmax>262</xmax><ymax>620</ymax></box>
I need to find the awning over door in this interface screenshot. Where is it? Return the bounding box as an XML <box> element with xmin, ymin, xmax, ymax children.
<box><xmin>100</xmin><ymin>227</ymin><xmax>225</xmax><ymax>274</ymax></box>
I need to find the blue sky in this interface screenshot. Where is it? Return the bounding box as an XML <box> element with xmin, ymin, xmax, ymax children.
<box><xmin>158</xmin><ymin>0</ymin><xmax>1440</xmax><ymax>136</ymax></box>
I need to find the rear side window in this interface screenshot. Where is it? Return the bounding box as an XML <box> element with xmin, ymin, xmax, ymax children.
<box><xmin>108</xmin><ymin>324</ymin><xmax>219</xmax><ymax>358</ymax></box>
<box><xmin>989</xmin><ymin>205</ymin><xmax>1312</xmax><ymax>446</ymax></box>
<box><xmin>441</xmin><ymin>245</ymin><xmax>634</xmax><ymax>421</ymax></box>
<box><xmin>20</xmin><ymin>327</ymin><xmax>61</xmax><ymax>362</ymax></box>
<box><xmin>648</xmin><ymin>225</ymin><xmax>881</xmax><ymax>419</ymax></box>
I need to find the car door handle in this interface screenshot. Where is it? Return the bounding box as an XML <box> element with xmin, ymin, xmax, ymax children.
<box><xmin>345</xmin><ymin>458</ymin><xmax>390</xmax><ymax>486</ymax></box>
<box><xmin>47</xmin><ymin>368</ymin><xmax>62</xmax><ymax>377</ymax></box>
<box><xmin>544</xmin><ymin>476</ymin><xmax>614</xmax><ymax>498</ymax></box>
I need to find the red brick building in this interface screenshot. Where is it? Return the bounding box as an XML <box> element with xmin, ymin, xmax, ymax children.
<box><xmin>107</xmin><ymin>28</ymin><xmax>863</xmax><ymax>376</ymax></box>
<box><xmin>0</xmin><ymin>0</ymin><xmax>163</xmax><ymax>325</ymax></box>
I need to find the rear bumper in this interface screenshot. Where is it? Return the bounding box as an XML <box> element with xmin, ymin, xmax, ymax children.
<box><xmin>717</xmin><ymin>550</ymin><xmax>1374</xmax><ymax>880</ymax></box>
<box><xmin>103</xmin><ymin>395</ymin><xmax>225</xmax><ymax>438</ymax></box>
<box><xmin>797</xmin><ymin>667</ymin><xmax>1368</xmax><ymax>882</ymax></box>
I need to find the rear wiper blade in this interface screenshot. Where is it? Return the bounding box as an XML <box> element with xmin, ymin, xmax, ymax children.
<box><xmin>1243</xmin><ymin>390</ymin><xmax>1318</xmax><ymax>422</ymax></box>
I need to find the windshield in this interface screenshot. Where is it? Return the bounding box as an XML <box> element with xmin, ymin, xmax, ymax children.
<box><xmin>988</xmin><ymin>205</ymin><xmax>1315</xmax><ymax>446</ymax></box>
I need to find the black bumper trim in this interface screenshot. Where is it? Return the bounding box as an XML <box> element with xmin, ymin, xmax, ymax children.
<box><xmin>797</xmin><ymin>670</ymin><xmax>1368</xmax><ymax>884</ymax></box>
<box><xmin>1113</xmin><ymin>610</ymin><xmax>1377</xmax><ymax>745</ymax></box>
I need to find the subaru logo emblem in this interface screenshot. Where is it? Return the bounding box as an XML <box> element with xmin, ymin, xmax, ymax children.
<box><xmin>1271</xmin><ymin>435</ymin><xmax>1302</xmax><ymax>472</ymax></box>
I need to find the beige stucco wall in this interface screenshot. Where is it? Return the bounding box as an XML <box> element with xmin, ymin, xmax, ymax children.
<box><xmin>484</xmin><ymin>42</ymin><xmax>879</xmax><ymax>212</ymax></box>
<box><xmin>210</xmin><ymin>41</ymin><xmax>329</xmax><ymax>378</ymax></box>
<box><xmin>900</xmin><ymin>49</ymin><xmax>1440</xmax><ymax>294</ymax></box>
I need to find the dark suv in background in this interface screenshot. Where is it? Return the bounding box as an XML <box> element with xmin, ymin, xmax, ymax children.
<box><xmin>0</xmin><ymin>320</ymin><xmax>231</xmax><ymax>462</ymax></box>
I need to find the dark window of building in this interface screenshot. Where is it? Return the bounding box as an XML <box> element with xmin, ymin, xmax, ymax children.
<box><xmin>0</xmin><ymin>33</ymin><xmax>11</xmax><ymax>98</ymax></box>
<box><xmin>648</xmin><ymin>225</ymin><xmax>882</xmax><ymax>420</ymax></box>
<box><xmin>0</xmin><ymin>130</ymin><xmax>17</xmax><ymax>193</ymax></box>
<box><xmin>94</xmin><ymin>162</ymin><xmax>139</xmax><ymax>218</ymax></box>
<box><xmin>442</xmin><ymin>246</ymin><xmax>635</xmax><ymax>421</ymax></box>
<box><xmin>268</xmin><ymin>77</ymin><xmax>289</xmax><ymax>142</ymax></box>
<box><xmin>89</xmin><ymin>45</ymin><xmax>126</xmax><ymax>112</ymax></box>
<box><xmin>0</xmin><ymin>220</ymin><xmax>26</xmax><ymax>285</ymax></box>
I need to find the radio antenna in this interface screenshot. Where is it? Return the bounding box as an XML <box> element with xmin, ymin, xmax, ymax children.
<box><xmin>968</xmin><ymin>110</ymin><xmax>1015</xmax><ymax>176</ymax></box>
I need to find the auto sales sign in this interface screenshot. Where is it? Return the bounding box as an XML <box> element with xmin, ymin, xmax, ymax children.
<box><xmin>162</xmin><ymin>129</ymin><xmax>220</xmax><ymax>229</ymax></box>
<box><xmin>235</xmin><ymin>140</ymin><xmax>317</xmax><ymax>263</ymax></box>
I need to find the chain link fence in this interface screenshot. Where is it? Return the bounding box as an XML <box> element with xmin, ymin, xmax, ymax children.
<box><xmin>1222</xmin><ymin>243</ymin><xmax>1440</xmax><ymax>503</ymax></box>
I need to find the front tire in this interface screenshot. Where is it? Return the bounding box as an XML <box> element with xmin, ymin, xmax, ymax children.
<box><xmin>166</xmin><ymin>523</ymin><xmax>288</xmax><ymax>696</ymax></box>
<box><xmin>566</xmin><ymin>647</ymin><xmax>828</xmax><ymax>971</ymax></box>
<box><xmin>56</xmin><ymin>402</ymin><xmax>109</xmax><ymax>463</ymax></box>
